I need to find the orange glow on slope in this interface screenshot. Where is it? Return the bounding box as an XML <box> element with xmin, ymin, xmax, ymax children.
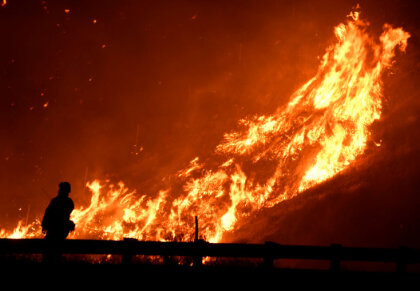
<box><xmin>1</xmin><ymin>10</ymin><xmax>410</xmax><ymax>242</ymax></box>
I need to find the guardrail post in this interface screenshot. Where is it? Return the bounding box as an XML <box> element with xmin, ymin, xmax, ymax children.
<box><xmin>193</xmin><ymin>240</ymin><xmax>204</xmax><ymax>268</ymax></box>
<box><xmin>330</xmin><ymin>244</ymin><xmax>341</xmax><ymax>272</ymax></box>
<box><xmin>193</xmin><ymin>255</ymin><xmax>203</xmax><ymax>267</ymax></box>
<box><xmin>396</xmin><ymin>246</ymin><xmax>408</xmax><ymax>273</ymax></box>
<box><xmin>43</xmin><ymin>239</ymin><xmax>64</xmax><ymax>265</ymax></box>
<box><xmin>264</xmin><ymin>241</ymin><xmax>275</xmax><ymax>269</ymax></box>
<box><xmin>122</xmin><ymin>238</ymin><xmax>137</xmax><ymax>265</ymax></box>
<box><xmin>193</xmin><ymin>216</ymin><xmax>203</xmax><ymax>268</ymax></box>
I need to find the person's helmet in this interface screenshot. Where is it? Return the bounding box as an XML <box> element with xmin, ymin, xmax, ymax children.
<box><xmin>58</xmin><ymin>182</ymin><xmax>71</xmax><ymax>196</ymax></box>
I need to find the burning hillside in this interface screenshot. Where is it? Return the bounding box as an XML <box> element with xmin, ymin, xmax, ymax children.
<box><xmin>1</xmin><ymin>6</ymin><xmax>412</xmax><ymax>245</ymax></box>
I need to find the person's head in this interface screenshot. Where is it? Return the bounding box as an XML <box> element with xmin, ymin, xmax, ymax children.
<box><xmin>58</xmin><ymin>182</ymin><xmax>71</xmax><ymax>197</ymax></box>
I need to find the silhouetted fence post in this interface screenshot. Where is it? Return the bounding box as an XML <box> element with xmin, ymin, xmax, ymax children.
<box><xmin>193</xmin><ymin>216</ymin><xmax>203</xmax><ymax>267</ymax></box>
<box><xmin>264</xmin><ymin>241</ymin><xmax>275</xmax><ymax>269</ymax></box>
<box><xmin>122</xmin><ymin>238</ymin><xmax>137</xmax><ymax>264</ymax></box>
<box><xmin>396</xmin><ymin>246</ymin><xmax>408</xmax><ymax>273</ymax></box>
<box><xmin>330</xmin><ymin>244</ymin><xmax>341</xmax><ymax>272</ymax></box>
<box><xmin>43</xmin><ymin>239</ymin><xmax>64</xmax><ymax>265</ymax></box>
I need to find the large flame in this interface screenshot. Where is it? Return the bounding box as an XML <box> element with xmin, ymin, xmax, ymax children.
<box><xmin>1</xmin><ymin>10</ymin><xmax>410</xmax><ymax>243</ymax></box>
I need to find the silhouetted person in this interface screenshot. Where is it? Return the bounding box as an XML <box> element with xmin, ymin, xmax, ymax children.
<box><xmin>41</xmin><ymin>182</ymin><xmax>75</xmax><ymax>263</ymax></box>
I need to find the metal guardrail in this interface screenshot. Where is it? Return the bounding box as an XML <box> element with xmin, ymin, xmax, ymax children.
<box><xmin>0</xmin><ymin>238</ymin><xmax>419</xmax><ymax>272</ymax></box>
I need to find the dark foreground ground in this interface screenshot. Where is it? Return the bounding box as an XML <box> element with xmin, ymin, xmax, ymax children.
<box><xmin>1</xmin><ymin>261</ymin><xmax>418</xmax><ymax>289</ymax></box>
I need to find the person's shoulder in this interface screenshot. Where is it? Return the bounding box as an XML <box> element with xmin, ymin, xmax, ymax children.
<box><xmin>53</xmin><ymin>196</ymin><xmax>72</xmax><ymax>204</ymax></box>
<box><xmin>50</xmin><ymin>196</ymin><xmax>60</xmax><ymax>203</ymax></box>
<box><xmin>67</xmin><ymin>197</ymin><xmax>74</xmax><ymax>206</ymax></box>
